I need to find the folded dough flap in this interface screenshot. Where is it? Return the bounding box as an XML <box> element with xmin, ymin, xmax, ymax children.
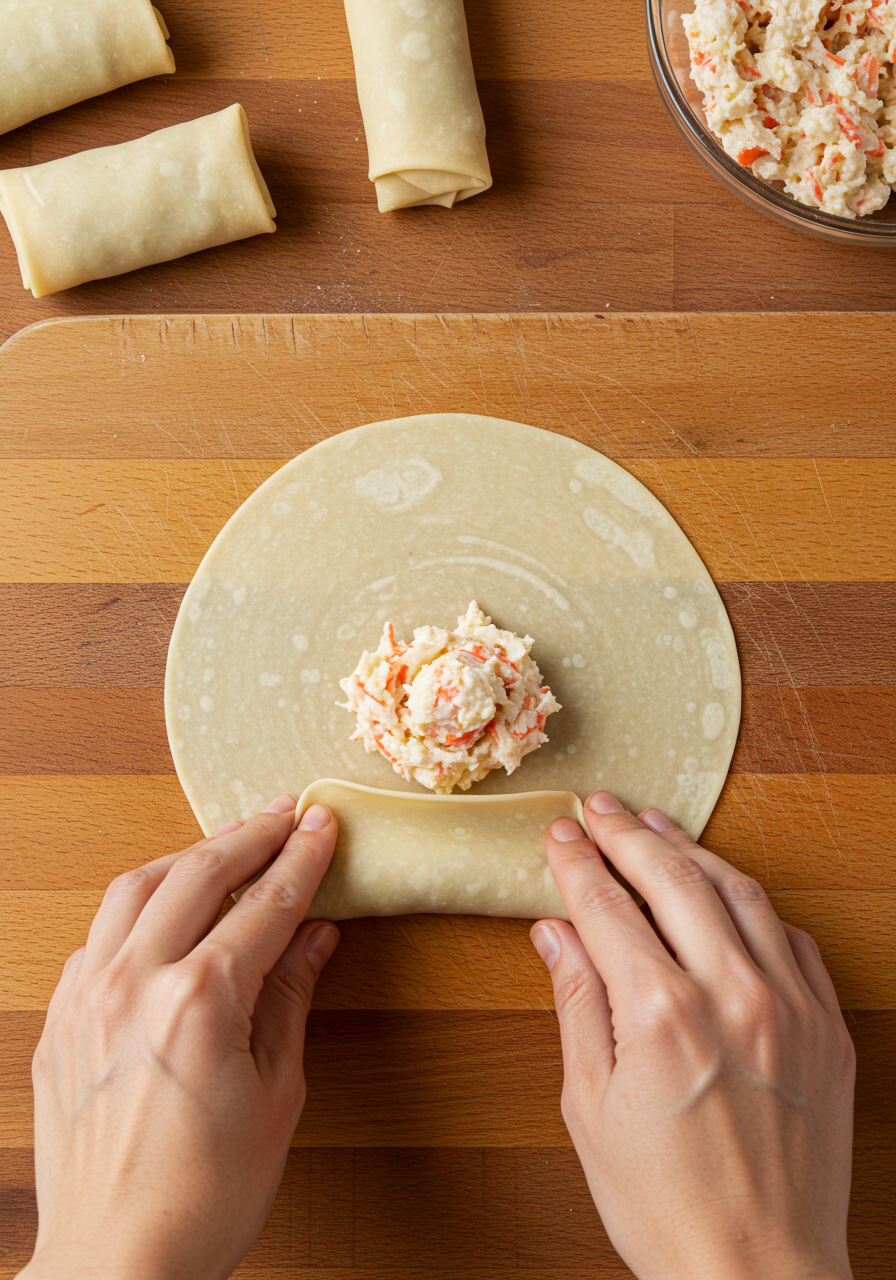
<box><xmin>375</xmin><ymin>170</ymin><xmax>489</xmax><ymax>213</ymax></box>
<box><xmin>232</xmin><ymin>778</ymin><xmax>580</xmax><ymax>921</ymax></box>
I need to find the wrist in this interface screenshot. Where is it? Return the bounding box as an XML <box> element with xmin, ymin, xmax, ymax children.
<box><xmin>19</xmin><ymin>1248</ymin><xmax>186</xmax><ymax>1280</ymax></box>
<box><xmin>664</xmin><ymin>1253</ymin><xmax>852</xmax><ymax>1280</ymax></box>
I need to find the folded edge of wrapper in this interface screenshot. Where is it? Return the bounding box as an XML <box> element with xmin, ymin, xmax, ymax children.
<box><xmin>232</xmin><ymin>778</ymin><xmax>640</xmax><ymax>923</ymax></box>
<box><xmin>374</xmin><ymin>170</ymin><xmax>491</xmax><ymax>213</ymax></box>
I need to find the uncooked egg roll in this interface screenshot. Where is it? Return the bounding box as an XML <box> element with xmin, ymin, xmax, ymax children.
<box><xmin>0</xmin><ymin>104</ymin><xmax>276</xmax><ymax>298</ymax></box>
<box><xmin>0</xmin><ymin>0</ymin><xmax>175</xmax><ymax>136</ymax></box>
<box><xmin>343</xmin><ymin>0</ymin><xmax>492</xmax><ymax>212</ymax></box>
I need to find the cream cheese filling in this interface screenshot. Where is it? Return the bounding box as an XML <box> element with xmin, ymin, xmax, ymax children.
<box><xmin>339</xmin><ymin>602</ymin><xmax>561</xmax><ymax>794</ymax></box>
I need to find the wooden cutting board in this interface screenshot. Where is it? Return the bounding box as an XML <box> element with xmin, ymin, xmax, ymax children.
<box><xmin>1</xmin><ymin>312</ymin><xmax>894</xmax><ymax>1279</ymax></box>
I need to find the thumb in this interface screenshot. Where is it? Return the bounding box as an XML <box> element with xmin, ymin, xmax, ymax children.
<box><xmin>251</xmin><ymin>919</ymin><xmax>340</xmax><ymax>1093</ymax></box>
<box><xmin>530</xmin><ymin>919</ymin><xmax>616</xmax><ymax>1116</ymax></box>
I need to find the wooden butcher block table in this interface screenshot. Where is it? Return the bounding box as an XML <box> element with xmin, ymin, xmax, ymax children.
<box><xmin>3</xmin><ymin>0</ymin><xmax>896</xmax><ymax>345</ymax></box>
<box><xmin>1</xmin><ymin>312</ymin><xmax>894</xmax><ymax>1279</ymax></box>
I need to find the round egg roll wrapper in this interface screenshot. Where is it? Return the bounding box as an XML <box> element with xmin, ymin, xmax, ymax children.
<box><xmin>166</xmin><ymin>414</ymin><xmax>741</xmax><ymax>921</ymax></box>
<box><xmin>343</xmin><ymin>0</ymin><xmax>491</xmax><ymax>211</ymax></box>
<box><xmin>0</xmin><ymin>104</ymin><xmax>275</xmax><ymax>298</ymax></box>
<box><xmin>0</xmin><ymin>0</ymin><xmax>175</xmax><ymax>136</ymax></box>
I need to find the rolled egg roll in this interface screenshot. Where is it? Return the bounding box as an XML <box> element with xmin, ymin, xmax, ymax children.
<box><xmin>0</xmin><ymin>104</ymin><xmax>276</xmax><ymax>298</ymax></box>
<box><xmin>343</xmin><ymin>0</ymin><xmax>491</xmax><ymax>212</ymax></box>
<box><xmin>0</xmin><ymin>0</ymin><xmax>175</xmax><ymax>136</ymax></box>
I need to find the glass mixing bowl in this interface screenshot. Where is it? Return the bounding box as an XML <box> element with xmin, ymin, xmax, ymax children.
<box><xmin>646</xmin><ymin>0</ymin><xmax>896</xmax><ymax>245</ymax></box>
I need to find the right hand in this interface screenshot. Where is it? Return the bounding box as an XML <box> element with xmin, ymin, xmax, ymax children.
<box><xmin>531</xmin><ymin>791</ymin><xmax>855</xmax><ymax>1280</ymax></box>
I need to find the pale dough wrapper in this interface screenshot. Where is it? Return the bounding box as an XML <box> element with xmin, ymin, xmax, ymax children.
<box><xmin>234</xmin><ymin>780</ymin><xmax>588</xmax><ymax>921</ymax></box>
<box><xmin>0</xmin><ymin>104</ymin><xmax>275</xmax><ymax>298</ymax></box>
<box><xmin>0</xmin><ymin>0</ymin><xmax>175</xmax><ymax>136</ymax></box>
<box><xmin>165</xmin><ymin>414</ymin><xmax>741</xmax><ymax>922</ymax></box>
<box><xmin>343</xmin><ymin>0</ymin><xmax>492</xmax><ymax>211</ymax></box>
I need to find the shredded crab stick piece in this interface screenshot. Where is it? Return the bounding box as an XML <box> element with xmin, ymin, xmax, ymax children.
<box><xmin>683</xmin><ymin>0</ymin><xmax>896</xmax><ymax>217</ymax></box>
<box><xmin>338</xmin><ymin>602</ymin><xmax>561</xmax><ymax>794</ymax></box>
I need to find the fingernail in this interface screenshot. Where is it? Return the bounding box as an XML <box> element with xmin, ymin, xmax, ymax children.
<box><xmin>642</xmin><ymin>808</ymin><xmax>676</xmax><ymax>833</ymax></box>
<box><xmin>587</xmin><ymin>791</ymin><xmax>626</xmax><ymax>815</ymax></box>
<box><xmin>531</xmin><ymin>924</ymin><xmax>561</xmax><ymax>972</ymax></box>
<box><xmin>304</xmin><ymin>924</ymin><xmax>340</xmax><ymax>975</ymax></box>
<box><xmin>551</xmin><ymin>817</ymin><xmax>586</xmax><ymax>842</ymax></box>
<box><xmin>263</xmin><ymin>794</ymin><xmax>297</xmax><ymax>815</ymax></box>
<box><xmin>211</xmin><ymin>820</ymin><xmax>242</xmax><ymax>837</ymax></box>
<box><xmin>298</xmin><ymin>803</ymin><xmax>331</xmax><ymax>832</ymax></box>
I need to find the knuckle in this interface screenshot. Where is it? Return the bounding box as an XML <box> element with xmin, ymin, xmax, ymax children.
<box><xmin>646</xmin><ymin>855</ymin><xmax>708</xmax><ymax>892</ymax></box>
<box><xmin>62</xmin><ymin>946</ymin><xmax>86</xmax><ymax>975</ymax></box>
<box><xmin>266</xmin><ymin>963</ymin><xmax>315</xmax><ymax>1014</ymax></box>
<box><xmin>240</xmin><ymin>875</ymin><xmax>301</xmax><ymax>912</ymax></box>
<box><xmin>104</xmin><ymin>867</ymin><xmax>153</xmax><ymax>901</ymax></box>
<box><xmin>598</xmin><ymin>813</ymin><xmax>641</xmax><ymax>843</ymax></box>
<box><xmin>32</xmin><ymin>1034</ymin><xmax>52</xmax><ymax>1079</ymax></box>
<box><xmin>170</xmin><ymin>950</ymin><xmax>226</xmax><ymax>995</ymax></box>
<box><xmin>176</xmin><ymin>845</ymin><xmax>229</xmax><ymax>881</ymax></box>
<box><xmin>789</xmin><ymin>923</ymin><xmax>821</xmax><ymax>953</ymax></box>
<box><xmin>716</xmin><ymin>873</ymin><xmax>768</xmax><ymax>908</ymax></box>
<box><xmin>246</xmin><ymin>813</ymin><xmax>285</xmax><ymax>843</ymax></box>
<box><xmin>154</xmin><ymin>953</ymin><xmax>229</xmax><ymax>1022</ymax></box>
<box><xmin>288</xmin><ymin>831</ymin><xmax>330</xmax><ymax>860</ymax></box>
<box><xmin>725</xmin><ymin>974</ymin><xmax>778</xmax><ymax>1035</ymax></box>
<box><xmin>631</xmin><ymin>973</ymin><xmax>707</xmax><ymax>1038</ymax></box>
<box><xmin>573</xmin><ymin>878</ymin><xmax>633</xmax><ymax>920</ymax></box>
<box><xmin>551</xmin><ymin>967</ymin><xmax>594</xmax><ymax>1017</ymax></box>
<box><xmin>87</xmin><ymin>966</ymin><xmax>130</xmax><ymax>1022</ymax></box>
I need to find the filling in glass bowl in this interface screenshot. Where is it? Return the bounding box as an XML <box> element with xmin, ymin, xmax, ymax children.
<box><xmin>683</xmin><ymin>0</ymin><xmax>895</xmax><ymax>217</ymax></box>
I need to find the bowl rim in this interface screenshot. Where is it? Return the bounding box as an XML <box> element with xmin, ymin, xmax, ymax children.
<box><xmin>646</xmin><ymin>0</ymin><xmax>896</xmax><ymax>243</ymax></box>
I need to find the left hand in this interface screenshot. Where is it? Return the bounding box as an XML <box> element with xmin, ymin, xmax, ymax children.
<box><xmin>20</xmin><ymin>795</ymin><xmax>339</xmax><ymax>1280</ymax></box>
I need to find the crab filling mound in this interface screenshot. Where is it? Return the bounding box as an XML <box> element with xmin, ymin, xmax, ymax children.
<box><xmin>338</xmin><ymin>602</ymin><xmax>561</xmax><ymax>794</ymax></box>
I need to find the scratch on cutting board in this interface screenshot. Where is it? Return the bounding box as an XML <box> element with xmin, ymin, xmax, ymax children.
<box><xmin>150</xmin><ymin>418</ymin><xmax>194</xmax><ymax>458</ymax></box>
<box><xmin>575</xmin><ymin>380</ymin><xmax>670</xmax><ymax>455</ymax></box>
<box><xmin>536</xmin><ymin>992</ymin><xmax>556</xmax><ymax>1020</ymax></box>
<box><xmin>211</xmin><ymin>251</ymin><xmax>236</xmax><ymax>306</ymax></box>
<box><xmin>540</xmin><ymin>353</ymin><xmax>697</xmax><ymax>456</ymax></box>
<box><xmin>228</xmin><ymin>329</ymin><xmax>301</xmax><ymax>427</ymax></box>
<box><xmin>812</xmin><ymin>458</ymin><xmax>834</xmax><ymax>520</ymax></box>
<box><xmin>508</xmin><ymin>315</ymin><xmax>529</xmax><ymax>371</ymax></box>
<box><xmin>594</xmin><ymin>372</ymin><xmax>696</xmax><ymax>455</ymax></box>
<box><xmin>685</xmin><ymin>315</ymin><xmax>700</xmax><ymax>348</ymax></box>
<box><xmin>418</xmin><ymin>230</ymin><xmax>461</xmax><ymax>305</ymax></box>
<box><xmin>257</xmin><ymin>9</ymin><xmax>270</xmax><ymax>61</ymax></box>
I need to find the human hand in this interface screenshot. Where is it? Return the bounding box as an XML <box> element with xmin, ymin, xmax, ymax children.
<box><xmin>21</xmin><ymin>795</ymin><xmax>339</xmax><ymax>1280</ymax></box>
<box><xmin>531</xmin><ymin>792</ymin><xmax>855</xmax><ymax>1280</ymax></box>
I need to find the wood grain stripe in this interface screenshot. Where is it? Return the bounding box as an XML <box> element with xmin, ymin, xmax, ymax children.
<box><xmin>2</xmin><ymin>1008</ymin><xmax>893</xmax><ymax>1273</ymax></box>
<box><xmin>2</xmin><ymin>315</ymin><xmax>895</xmax><ymax>461</ymax></box>
<box><xmin>3</xmin><ymin>583</ymin><xmax>892</xmax><ymax>688</ymax></box>
<box><xmin>2</xmin><ymin>890</ymin><xmax>893</xmax><ymax>1015</ymax></box>
<box><xmin>0</xmin><ymin>1144</ymin><xmax>637</xmax><ymax>1278</ymax></box>
<box><xmin>160</xmin><ymin>0</ymin><xmax>653</xmax><ymax>82</ymax></box>
<box><xmin>2</xmin><ymin>774</ymin><xmax>891</xmax><ymax>896</ymax></box>
<box><xmin>2</xmin><ymin>1009</ymin><xmax>894</xmax><ymax>1150</ymax></box>
<box><xmin>4</xmin><ymin>1108</ymin><xmax>893</xmax><ymax>1280</ymax></box>
<box><xmin>1</xmin><ymin>460</ymin><xmax>892</xmax><ymax>583</ymax></box>
<box><xmin>3</xmin><ymin>686</ymin><xmax>891</xmax><ymax>777</ymax></box>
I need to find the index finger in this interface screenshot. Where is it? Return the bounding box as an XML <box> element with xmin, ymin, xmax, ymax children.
<box><xmin>83</xmin><ymin>819</ymin><xmax>244</xmax><ymax>975</ymax></box>
<box><xmin>195</xmin><ymin>803</ymin><xmax>337</xmax><ymax>991</ymax></box>
<box><xmin>546</xmin><ymin>816</ymin><xmax>677</xmax><ymax>1009</ymax></box>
